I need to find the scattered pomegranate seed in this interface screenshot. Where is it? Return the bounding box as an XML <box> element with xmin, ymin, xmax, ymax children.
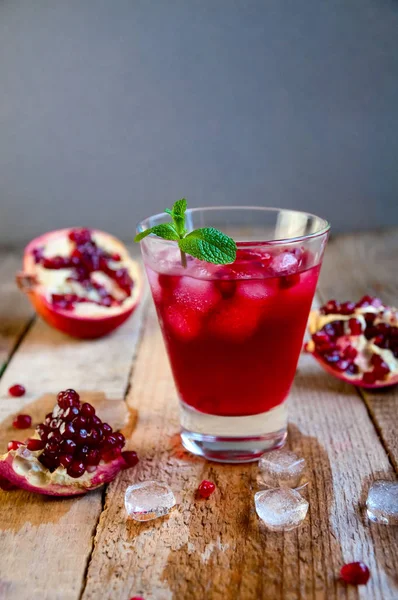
<box><xmin>340</xmin><ymin>562</ymin><xmax>370</xmax><ymax>585</ymax></box>
<box><xmin>7</xmin><ymin>440</ymin><xmax>24</xmax><ymax>451</ymax></box>
<box><xmin>12</xmin><ymin>414</ymin><xmax>32</xmax><ymax>429</ymax></box>
<box><xmin>26</xmin><ymin>439</ymin><xmax>46</xmax><ymax>451</ymax></box>
<box><xmin>8</xmin><ymin>384</ymin><xmax>26</xmax><ymax>397</ymax></box>
<box><xmin>197</xmin><ymin>480</ymin><xmax>216</xmax><ymax>498</ymax></box>
<box><xmin>121</xmin><ymin>451</ymin><xmax>139</xmax><ymax>468</ymax></box>
<box><xmin>129</xmin><ymin>597</ymin><xmax>145</xmax><ymax>600</ymax></box>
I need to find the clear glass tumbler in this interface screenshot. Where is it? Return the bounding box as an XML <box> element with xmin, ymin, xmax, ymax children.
<box><xmin>137</xmin><ymin>207</ymin><xmax>329</xmax><ymax>463</ymax></box>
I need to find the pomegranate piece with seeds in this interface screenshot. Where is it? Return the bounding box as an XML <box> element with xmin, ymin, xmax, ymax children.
<box><xmin>197</xmin><ymin>480</ymin><xmax>216</xmax><ymax>499</ymax></box>
<box><xmin>16</xmin><ymin>228</ymin><xmax>142</xmax><ymax>339</ymax></box>
<box><xmin>0</xmin><ymin>389</ymin><xmax>138</xmax><ymax>496</ymax></box>
<box><xmin>307</xmin><ymin>296</ymin><xmax>398</xmax><ymax>388</ymax></box>
<box><xmin>340</xmin><ymin>562</ymin><xmax>370</xmax><ymax>585</ymax></box>
<box><xmin>8</xmin><ymin>384</ymin><xmax>26</xmax><ymax>397</ymax></box>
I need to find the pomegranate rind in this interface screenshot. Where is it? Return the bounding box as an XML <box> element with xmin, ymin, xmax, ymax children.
<box><xmin>17</xmin><ymin>228</ymin><xmax>142</xmax><ymax>339</ymax></box>
<box><xmin>0</xmin><ymin>446</ymin><xmax>127</xmax><ymax>496</ymax></box>
<box><xmin>310</xmin><ymin>350</ymin><xmax>398</xmax><ymax>389</ymax></box>
<box><xmin>307</xmin><ymin>307</ymin><xmax>398</xmax><ymax>389</ymax></box>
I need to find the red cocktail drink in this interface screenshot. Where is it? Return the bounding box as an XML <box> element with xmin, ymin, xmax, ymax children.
<box><xmin>139</xmin><ymin>208</ymin><xmax>329</xmax><ymax>462</ymax></box>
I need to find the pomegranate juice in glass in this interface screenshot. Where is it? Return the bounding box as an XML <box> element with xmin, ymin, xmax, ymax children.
<box><xmin>138</xmin><ymin>208</ymin><xmax>329</xmax><ymax>462</ymax></box>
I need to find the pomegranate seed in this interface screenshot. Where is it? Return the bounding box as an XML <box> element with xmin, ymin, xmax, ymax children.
<box><xmin>80</xmin><ymin>403</ymin><xmax>95</xmax><ymax>418</ymax></box>
<box><xmin>8</xmin><ymin>440</ymin><xmax>24</xmax><ymax>451</ymax></box>
<box><xmin>349</xmin><ymin>318</ymin><xmax>363</xmax><ymax>336</ymax></box>
<box><xmin>49</xmin><ymin>418</ymin><xmax>61</xmax><ymax>429</ymax></box>
<box><xmin>121</xmin><ymin>451</ymin><xmax>139</xmax><ymax>468</ymax></box>
<box><xmin>198</xmin><ymin>480</ymin><xmax>216</xmax><ymax>499</ymax></box>
<box><xmin>45</xmin><ymin>412</ymin><xmax>53</xmax><ymax>424</ymax></box>
<box><xmin>60</xmin><ymin>439</ymin><xmax>77</xmax><ymax>453</ymax></box>
<box><xmin>346</xmin><ymin>363</ymin><xmax>359</xmax><ymax>375</ymax></box>
<box><xmin>59</xmin><ymin>454</ymin><xmax>73</xmax><ymax>468</ymax></box>
<box><xmin>47</xmin><ymin>431</ymin><xmax>62</xmax><ymax>444</ymax></box>
<box><xmin>46</xmin><ymin>441</ymin><xmax>60</xmax><ymax>454</ymax></box>
<box><xmin>67</xmin><ymin>461</ymin><xmax>85</xmax><ymax>478</ymax></box>
<box><xmin>36</xmin><ymin>424</ymin><xmax>50</xmax><ymax>441</ymax></box>
<box><xmin>340</xmin><ymin>301</ymin><xmax>356</xmax><ymax>315</ymax></box>
<box><xmin>312</xmin><ymin>331</ymin><xmax>330</xmax><ymax>345</ymax></box>
<box><xmin>364</xmin><ymin>312</ymin><xmax>376</xmax><ymax>326</ymax></box>
<box><xmin>91</xmin><ymin>415</ymin><xmax>102</xmax><ymax>427</ymax></box>
<box><xmin>317</xmin><ymin>341</ymin><xmax>338</xmax><ymax>354</ymax></box>
<box><xmin>87</xmin><ymin>428</ymin><xmax>100</xmax><ymax>445</ymax></box>
<box><xmin>101</xmin><ymin>447</ymin><xmax>122</xmax><ymax>462</ymax></box>
<box><xmin>114</xmin><ymin>432</ymin><xmax>125</xmax><ymax>447</ymax></box>
<box><xmin>372</xmin><ymin>361</ymin><xmax>390</xmax><ymax>379</ymax></box>
<box><xmin>63</xmin><ymin>406</ymin><xmax>80</xmax><ymax>421</ymax></box>
<box><xmin>26</xmin><ymin>439</ymin><xmax>45</xmax><ymax>451</ymax></box>
<box><xmin>73</xmin><ymin>416</ymin><xmax>87</xmax><ymax>429</ymax></box>
<box><xmin>371</xmin><ymin>354</ymin><xmax>384</xmax><ymax>367</ymax></box>
<box><xmin>102</xmin><ymin>434</ymin><xmax>118</xmax><ymax>449</ymax></box>
<box><xmin>323</xmin><ymin>351</ymin><xmax>340</xmax><ymax>364</ymax></box>
<box><xmin>362</xmin><ymin>371</ymin><xmax>378</xmax><ymax>384</ymax></box>
<box><xmin>39</xmin><ymin>452</ymin><xmax>59</xmax><ymax>470</ymax></box>
<box><xmin>129</xmin><ymin>597</ymin><xmax>145</xmax><ymax>600</ymax></box>
<box><xmin>63</xmin><ymin>389</ymin><xmax>80</xmax><ymax>406</ymax></box>
<box><xmin>68</xmin><ymin>228</ymin><xmax>92</xmax><ymax>244</ymax></box>
<box><xmin>335</xmin><ymin>359</ymin><xmax>350</xmax><ymax>372</ymax></box>
<box><xmin>357</xmin><ymin>295</ymin><xmax>373</xmax><ymax>308</ymax></box>
<box><xmin>102</xmin><ymin>423</ymin><xmax>112</xmax><ymax>434</ymax></box>
<box><xmin>76</xmin><ymin>429</ymin><xmax>88</xmax><ymax>443</ymax></box>
<box><xmin>340</xmin><ymin>562</ymin><xmax>370</xmax><ymax>585</ymax></box>
<box><xmin>12</xmin><ymin>414</ymin><xmax>32</xmax><ymax>429</ymax></box>
<box><xmin>76</xmin><ymin>445</ymin><xmax>90</xmax><ymax>461</ymax></box>
<box><xmin>342</xmin><ymin>345</ymin><xmax>358</xmax><ymax>360</ymax></box>
<box><xmin>86</xmin><ymin>449</ymin><xmax>101</xmax><ymax>466</ymax></box>
<box><xmin>8</xmin><ymin>384</ymin><xmax>26</xmax><ymax>397</ymax></box>
<box><xmin>60</xmin><ymin>422</ymin><xmax>76</xmax><ymax>438</ymax></box>
<box><xmin>322</xmin><ymin>300</ymin><xmax>340</xmax><ymax>315</ymax></box>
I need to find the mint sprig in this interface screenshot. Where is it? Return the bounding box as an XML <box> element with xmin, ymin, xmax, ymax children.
<box><xmin>134</xmin><ymin>199</ymin><xmax>237</xmax><ymax>267</ymax></box>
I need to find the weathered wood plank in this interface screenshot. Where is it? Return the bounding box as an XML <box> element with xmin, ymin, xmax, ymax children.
<box><xmin>318</xmin><ymin>229</ymin><xmax>398</xmax><ymax>471</ymax></box>
<box><xmin>0</xmin><ymin>251</ymin><xmax>33</xmax><ymax>374</ymax></box>
<box><xmin>83</xmin><ymin>302</ymin><xmax>398</xmax><ymax>600</ymax></box>
<box><xmin>0</xmin><ymin>287</ymin><xmax>148</xmax><ymax>600</ymax></box>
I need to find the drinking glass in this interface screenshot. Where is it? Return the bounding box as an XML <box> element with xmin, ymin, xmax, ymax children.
<box><xmin>137</xmin><ymin>207</ymin><xmax>329</xmax><ymax>463</ymax></box>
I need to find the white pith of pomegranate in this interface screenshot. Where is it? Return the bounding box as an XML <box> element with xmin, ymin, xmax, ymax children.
<box><xmin>307</xmin><ymin>296</ymin><xmax>398</xmax><ymax>388</ymax></box>
<box><xmin>0</xmin><ymin>389</ymin><xmax>138</xmax><ymax>496</ymax></box>
<box><xmin>17</xmin><ymin>228</ymin><xmax>142</xmax><ymax>338</ymax></box>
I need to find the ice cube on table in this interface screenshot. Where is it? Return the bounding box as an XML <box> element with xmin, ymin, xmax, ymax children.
<box><xmin>258</xmin><ymin>450</ymin><xmax>306</xmax><ymax>489</ymax></box>
<box><xmin>125</xmin><ymin>481</ymin><xmax>176</xmax><ymax>521</ymax></box>
<box><xmin>255</xmin><ymin>488</ymin><xmax>309</xmax><ymax>531</ymax></box>
<box><xmin>366</xmin><ymin>480</ymin><xmax>398</xmax><ymax>525</ymax></box>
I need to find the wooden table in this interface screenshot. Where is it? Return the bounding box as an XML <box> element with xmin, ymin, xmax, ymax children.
<box><xmin>0</xmin><ymin>229</ymin><xmax>397</xmax><ymax>600</ymax></box>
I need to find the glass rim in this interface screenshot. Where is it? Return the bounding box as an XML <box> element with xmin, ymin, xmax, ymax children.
<box><xmin>136</xmin><ymin>205</ymin><xmax>330</xmax><ymax>245</ymax></box>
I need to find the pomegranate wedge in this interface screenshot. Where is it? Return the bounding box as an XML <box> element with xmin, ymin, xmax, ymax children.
<box><xmin>17</xmin><ymin>228</ymin><xmax>142</xmax><ymax>338</ymax></box>
<box><xmin>0</xmin><ymin>389</ymin><xmax>138</xmax><ymax>496</ymax></box>
<box><xmin>307</xmin><ymin>296</ymin><xmax>398</xmax><ymax>388</ymax></box>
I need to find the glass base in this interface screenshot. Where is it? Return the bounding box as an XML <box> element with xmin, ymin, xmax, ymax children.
<box><xmin>180</xmin><ymin>400</ymin><xmax>288</xmax><ymax>463</ymax></box>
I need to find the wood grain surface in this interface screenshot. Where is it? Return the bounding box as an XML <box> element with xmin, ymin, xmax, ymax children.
<box><xmin>0</xmin><ymin>230</ymin><xmax>397</xmax><ymax>600</ymax></box>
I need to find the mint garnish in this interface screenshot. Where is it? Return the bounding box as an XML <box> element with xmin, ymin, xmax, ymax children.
<box><xmin>134</xmin><ymin>199</ymin><xmax>237</xmax><ymax>266</ymax></box>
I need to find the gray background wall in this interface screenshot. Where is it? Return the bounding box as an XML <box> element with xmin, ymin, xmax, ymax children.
<box><xmin>1</xmin><ymin>0</ymin><xmax>398</xmax><ymax>247</ymax></box>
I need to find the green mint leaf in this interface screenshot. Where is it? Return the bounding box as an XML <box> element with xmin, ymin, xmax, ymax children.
<box><xmin>168</xmin><ymin>198</ymin><xmax>187</xmax><ymax>237</ymax></box>
<box><xmin>164</xmin><ymin>209</ymin><xmax>173</xmax><ymax>217</ymax></box>
<box><xmin>134</xmin><ymin>223</ymin><xmax>179</xmax><ymax>243</ymax></box>
<box><xmin>178</xmin><ymin>227</ymin><xmax>237</xmax><ymax>265</ymax></box>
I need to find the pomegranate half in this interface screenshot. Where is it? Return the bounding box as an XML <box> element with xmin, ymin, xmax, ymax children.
<box><xmin>307</xmin><ymin>296</ymin><xmax>398</xmax><ymax>388</ymax></box>
<box><xmin>17</xmin><ymin>228</ymin><xmax>142</xmax><ymax>338</ymax></box>
<box><xmin>0</xmin><ymin>389</ymin><xmax>138</xmax><ymax>496</ymax></box>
